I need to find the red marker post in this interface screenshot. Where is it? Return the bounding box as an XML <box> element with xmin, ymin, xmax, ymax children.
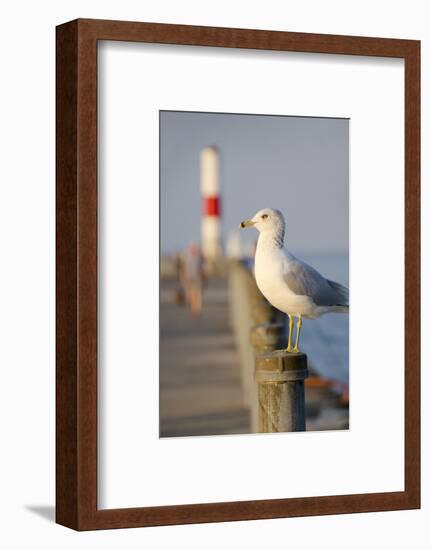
<box><xmin>200</xmin><ymin>146</ymin><xmax>222</xmax><ymax>274</ymax></box>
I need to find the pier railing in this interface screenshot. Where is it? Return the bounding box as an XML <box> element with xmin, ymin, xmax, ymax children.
<box><xmin>228</xmin><ymin>260</ymin><xmax>308</xmax><ymax>433</ymax></box>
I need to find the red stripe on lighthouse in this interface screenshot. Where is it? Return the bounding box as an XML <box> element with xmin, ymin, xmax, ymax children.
<box><xmin>203</xmin><ymin>196</ymin><xmax>220</xmax><ymax>217</ymax></box>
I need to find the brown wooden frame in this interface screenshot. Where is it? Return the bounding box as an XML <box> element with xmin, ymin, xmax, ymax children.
<box><xmin>56</xmin><ymin>18</ymin><xmax>420</xmax><ymax>531</ymax></box>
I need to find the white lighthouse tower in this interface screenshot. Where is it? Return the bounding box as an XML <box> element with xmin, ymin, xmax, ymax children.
<box><xmin>200</xmin><ymin>146</ymin><xmax>222</xmax><ymax>272</ymax></box>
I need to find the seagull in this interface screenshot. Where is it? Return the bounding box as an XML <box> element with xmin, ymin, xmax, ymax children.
<box><xmin>240</xmin><ymin>208</ymin><xmax>349</xmax><ymax>353</ymax></box>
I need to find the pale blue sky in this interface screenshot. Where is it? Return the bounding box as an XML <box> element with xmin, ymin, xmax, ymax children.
<box><xmin>160</xmin><ymin>111</ymin><xmax>349</xmax><ymax>256</ymax></box>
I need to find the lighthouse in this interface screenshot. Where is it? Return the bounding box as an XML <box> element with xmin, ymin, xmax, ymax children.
<box><xmin>200</xmin><ymin>146</ymin><xmax>222</xmax><ymax>272</ymax></box>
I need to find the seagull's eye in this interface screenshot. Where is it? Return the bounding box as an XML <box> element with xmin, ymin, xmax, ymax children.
<box><xmin>262</xmin><ymin>214</ymin><xmax>268</xmax><ymax>220</ymax></box>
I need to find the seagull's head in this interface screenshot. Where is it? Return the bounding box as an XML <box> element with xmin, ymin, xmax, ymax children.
<box><xmin>240</xmin><ymin>208</ymin><xmax>285</xmax><ymax>237</ymax></box>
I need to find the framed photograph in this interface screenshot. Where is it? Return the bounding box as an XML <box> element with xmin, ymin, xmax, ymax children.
<box><xmin>56</xmin><ymin>18</ymin><xmax>420</xmax><ymax>530</ymax></box>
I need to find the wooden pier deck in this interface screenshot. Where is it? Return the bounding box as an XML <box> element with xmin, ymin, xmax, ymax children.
<box><xmin>159</xmin><ymin>278</ymin><xmax>250</xmax><ymax>437</ymax></box>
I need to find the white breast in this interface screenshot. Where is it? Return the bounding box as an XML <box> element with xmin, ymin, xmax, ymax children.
<box><xmin>254</xmin><ymin>242</ymin><xmax>312</xmax><ymax>316</ymax></box>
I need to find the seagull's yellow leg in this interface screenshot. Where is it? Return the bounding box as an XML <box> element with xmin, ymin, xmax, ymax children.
<box><xmin>293</xmin><ymin>315</ymin><xmax>302</xmax><ymax>353</ymax></box>
<box><xmin>286</xmin><ymin>314</ymin><xmax>294</xmax><ymax>352</ymax></box>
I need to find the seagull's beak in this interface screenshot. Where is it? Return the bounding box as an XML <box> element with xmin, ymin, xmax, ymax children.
<box><xmin>239</xmin><ymin>219</ymin><xmax>255</xmax><ymax>229</ymax></box>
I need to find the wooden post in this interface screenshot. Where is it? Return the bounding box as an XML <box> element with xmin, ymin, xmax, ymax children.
<box><xmin>249</xmin><ymin>297</ymin><xmax>284</xmax><ymax>326</ymax></box>
<box><xmin>228</xmin><ymin>262</ymin><xmax>257</xmax><ymax>407</ymax></box>
<box><xmin>250</xmin><ymin>322</ymin><xmax>284</xmax><ymax>353</ymax></box>
<box><xmin>251</xmin><ymin>301</ymin><xmax>276</xmax><ymax>324</ymax></box>
<box><xmin>249</xmin><ymin>322</ymin><xmax>284</xmax><ymax>432</ymax></box>
<box><xmin>255</xmin><ymin>350</ymin><xmax>308</xmax><ymax>433</ymax></box>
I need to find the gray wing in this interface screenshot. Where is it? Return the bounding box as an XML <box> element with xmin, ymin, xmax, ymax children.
<box><xmin>283</xmin><ymin>259</ymin><xmax>349</xmax><ymax>307</ymax></box>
